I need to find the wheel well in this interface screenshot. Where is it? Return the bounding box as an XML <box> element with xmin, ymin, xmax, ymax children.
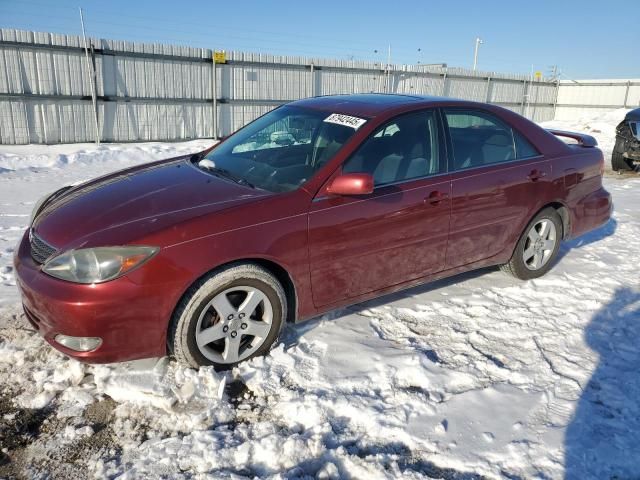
<box><xmin>543</xmin><ymin>202</ymin><xmax>570</xmax><ymax>239</ymax></box>
<box><xmin>248</xmin><ymin>258</ymin><xmax>297</xmax><ymax>323</ymax></box>
<box><xmin>173</xmin><ymin>258</ymin><xmax>298</xmax><ymax>326</ymax></box>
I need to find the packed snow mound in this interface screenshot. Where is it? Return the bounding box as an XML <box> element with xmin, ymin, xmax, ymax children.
<box><xmin>540</xmin><ymin>108</ymin><xmax>630</xmax><ymax>159</ymax></box>
<box><xmin>0</xmin><ymin>140</ymin><xmax>213</xmax><ymax>173</ymax></box>
<box><xmin>0</xmin><ymin>333</ymin><xmax>232</xmax><ymax>431</ymax></box>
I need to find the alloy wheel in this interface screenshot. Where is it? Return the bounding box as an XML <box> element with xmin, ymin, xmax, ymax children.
<box><xmin>523</xmin><ymin>219</ymin><xmax>557</xmax><ymax>270</ymax></box>
<box><xmin>195</xmin><ymin>286</ymin><xmax>273</xmax><ymax>364</ymax></box>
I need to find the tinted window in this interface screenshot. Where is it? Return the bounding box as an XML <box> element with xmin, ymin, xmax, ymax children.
<box><xmin>203</xmin><ymin>106</ymin><xmax>360</xmax><ymax>192</ymax></box>
<box><xmin>514</xmin><ymin>131</ymin><xmax>540</xmax><ymax>159</ymax></box>
<box><xmin>343</xmin><ymin>110</ymin><xmax>440</xmax><ymax>186</ymax></box>
<box><xmin>445</xmin><ymin>110</ymin><xmax>517</xmax><ymax>170</ymax></box>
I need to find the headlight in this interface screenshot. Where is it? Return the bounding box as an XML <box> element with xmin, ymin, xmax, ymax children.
<box><xmin>42</xmin><ymin>246</ymin><xmax>158</xmax><ymax>284</ymax></box>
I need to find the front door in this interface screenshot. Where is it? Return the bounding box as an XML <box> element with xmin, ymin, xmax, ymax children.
<box><xmin>308</xmin><ymin>109</ymin><xmax>451</xmax><ymax>307</ymax></box>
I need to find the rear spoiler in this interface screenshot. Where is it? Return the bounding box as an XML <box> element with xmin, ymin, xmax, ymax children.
<box><xmin>546</xmin><ymin>129</ymin><xmax>598</xmax><ymax>148</ymax></box>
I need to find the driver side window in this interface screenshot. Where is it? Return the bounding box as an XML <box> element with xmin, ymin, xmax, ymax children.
<box><xmin>342</xmin><ymin>110</ymin><xmax>441</xmax><ymax>186</ymax></box>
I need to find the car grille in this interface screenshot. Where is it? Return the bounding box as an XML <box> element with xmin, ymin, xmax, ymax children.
<box><xmin>29</xmin><ymin>230</ymin><xmax>57</xmax><ymax>264</ymax></box>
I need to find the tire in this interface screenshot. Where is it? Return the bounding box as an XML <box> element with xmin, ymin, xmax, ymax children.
<box><xmin>168</xmin><ymin>263</ymin><xmax>287</xmax><ymax>369</ymax></box>
<box><xmin>500</xmin><ymin>207</ymin><xmax>563</xmax><ymax>280</ymax></box>
<box><xmin>612</xmin><ymin>137</ymin><xmax>633</xmax><ymax>172</ymax></box>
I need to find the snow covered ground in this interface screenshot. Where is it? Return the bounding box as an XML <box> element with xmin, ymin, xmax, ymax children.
<box><xmin>0</xmin><ymin>113</ymin><xmax>639</xmax><ymax>479</ymax></box>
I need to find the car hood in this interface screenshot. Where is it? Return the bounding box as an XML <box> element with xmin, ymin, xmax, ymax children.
<box><xmin>33</xmin><ymin>156</ymin><xmax>270</xmax><ymax>249</ymax></box>
<box><xmin>626</xmin><ymin>108</ymin><xmax>640</xmax><ymax>122</ymax></box>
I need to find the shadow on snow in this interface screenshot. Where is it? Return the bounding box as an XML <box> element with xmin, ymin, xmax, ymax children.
<box><xmin>564</xmin><ymin>286</ymin><xmax>640</xmax><ymax>479</ymax></box>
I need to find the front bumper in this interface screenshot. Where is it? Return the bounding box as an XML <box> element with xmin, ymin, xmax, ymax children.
<box><xmin>14</xmin><ymin>231</ymin><xmax>180</xmax><ymax>363</ymax></box>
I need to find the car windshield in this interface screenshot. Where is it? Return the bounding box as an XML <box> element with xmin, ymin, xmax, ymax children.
<box><xmin>199</xmin><ymin>106</ymin><xmax>362</xmax><ymax>192</ymax></box>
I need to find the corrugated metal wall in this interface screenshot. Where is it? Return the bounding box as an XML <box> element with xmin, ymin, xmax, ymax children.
<box><xmin>555</xmin><ymin>79</ymin><xmax>640</xmax><ymax>120</ymax></box>
<box><xmin>0</xmin><ymin>28</ymin><xmax>558</xmax><ymax>145</ymax></box>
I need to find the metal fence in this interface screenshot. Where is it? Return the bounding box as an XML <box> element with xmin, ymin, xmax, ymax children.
<box><xmin>0</xmin><ymin>28</ymin><xmax>559</xmax><ymax>145</ymax></box>
<box><xmin>554</xmin><ymin>79</ymin><xmax>640</xmax><ymax>120</ymax></box>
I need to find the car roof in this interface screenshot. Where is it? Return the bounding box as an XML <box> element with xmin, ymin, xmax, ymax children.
<box><xmin>289</xmin><ymin>93</ymin><xmax>469</xmax><ymax>118</ymax></box>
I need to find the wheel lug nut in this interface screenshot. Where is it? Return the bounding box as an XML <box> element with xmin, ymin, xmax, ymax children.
<box><xmin>227</xmin><ymin>314</ymin><xmax>234</xmax><ymax>320</ymax></box>
<box><xmin>239</xmin><ymin>313</ymin><xmax>245</xmax><ymax>319</ymax></box>
<box><xmin>223</xmin><ymin>326</ymin><xmax>229</xmax><ymax>333</ymax></box>
<box><xmin>241</xmin><ymin>323</ymin><xmax>247</xmax><ymax>330</ymax></box>
<box><xmin>230</xmin><ymin>331</ymin><xmax>237</xmax><ymax>338</ymax></box>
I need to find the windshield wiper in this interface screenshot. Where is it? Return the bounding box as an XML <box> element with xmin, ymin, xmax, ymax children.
<box><xmin>196</xmin><ymin>161</ymin><xmax>256</xmax><ymax>189</ymax></box>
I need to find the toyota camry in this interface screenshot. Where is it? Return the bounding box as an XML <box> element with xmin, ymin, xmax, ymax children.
<box><xmin>15</xmin><ymin>94</ymin><xmax>612</xmax><ymax>368</ymax></box>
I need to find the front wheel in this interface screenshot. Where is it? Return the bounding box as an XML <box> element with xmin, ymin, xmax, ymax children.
<box><xmin>168</xmin><ymin>263</ymin><xmax>287</xmax><ymax>369</ymax></box>
<box><xmin>501</xmin><ymin>208</ymin><xmax>562</xmax><ymax>280</ymax></box>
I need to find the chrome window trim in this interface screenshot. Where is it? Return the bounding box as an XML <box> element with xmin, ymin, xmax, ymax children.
<box><xmin>448</xmin><ymin>154</ymin><xmax>546</xmax><ymax>174</ymax></box>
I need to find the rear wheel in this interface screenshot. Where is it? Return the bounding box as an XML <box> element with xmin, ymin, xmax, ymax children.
<box><xmin>168</xmin><ymin>263</ymin><xmax>287</xmax><ymax>369</ymax></box>
<box><xmin>612</xmin><ymin>137</ymin><xmax>633</xmax><ymax>172</ymax></box>
<box><xmin>501</xmin><ymin>208</ymin><xmax>562</xmax><ymax>280</ymax></box>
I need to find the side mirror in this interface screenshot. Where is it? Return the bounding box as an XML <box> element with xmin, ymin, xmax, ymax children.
<box><xmin>326</xmin><ymin>173</ymin><xmax>374</xmax><ymax>196</ymax></box>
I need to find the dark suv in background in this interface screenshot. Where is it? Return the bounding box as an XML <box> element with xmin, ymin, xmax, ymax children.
<box><xmin>612</xmin><ymin>107</ymin><xmax>640</xmax><ymax>172</ymax></box>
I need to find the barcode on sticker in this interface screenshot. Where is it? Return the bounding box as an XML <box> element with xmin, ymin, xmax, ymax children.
<box><xmin>323</xmin><ymin>113</ymin><xmax>367</xmax><ymax>130</ymax></box>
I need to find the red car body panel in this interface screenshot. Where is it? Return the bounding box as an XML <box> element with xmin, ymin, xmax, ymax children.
<box><xmin>309</xmin><ymin>174</ymin><xmax>451</xmax><ymax>306</ymax></box>
<box><xmin>14</xmin><ymin>94</ymin><xmax>612</xmax><ymax>363</ymax></box>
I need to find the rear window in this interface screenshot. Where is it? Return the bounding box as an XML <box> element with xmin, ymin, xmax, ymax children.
<box><xmin>444</xmin><ymin>109</ymin><xmax>540</xmax><ymax>170</ymax></box>
<box><xmin>444</xmin><ymin>110</ymin><xmax>515</xmax><ymax>170</ymax></box>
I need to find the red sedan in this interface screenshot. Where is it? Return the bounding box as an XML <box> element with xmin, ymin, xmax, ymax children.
<box><xmin>14</xmin><ymin>94</ymin><xmax>612</xmax><ymax>368</ymax></box>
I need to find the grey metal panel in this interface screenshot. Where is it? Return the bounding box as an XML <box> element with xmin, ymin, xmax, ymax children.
<box><xmin>446</xmin><ymin>77</ymin><xmax>488</xmax><ymax>102</ymax></box>
<box><xmin>490</xmin><ymin>80</ymin><xmax>525</xmax><ymax>103</ymax></box>
<box><xmin>395</xmin><ymin>73</ymin><xmax>444</xmax><ymax>96</ymax></box>
<box><xmin>0</xmin><ymin>100</ymin><xmax>28</xmax><ymax>144</ymax></box>
<box><xmin>0</xmin><ymin>28</ymin><xmax>559</xmax><ymax>145</ymax></box>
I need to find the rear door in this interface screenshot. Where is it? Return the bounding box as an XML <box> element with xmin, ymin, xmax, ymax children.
<box><xmin>443</xmin><ymin>108</ymin><xmax>551</xmax><ymax>268</ymax></box>
<box><xmin>308</xmin><ymin>109</ymin><xmax>451</xmax><ymax>307</ymax></box>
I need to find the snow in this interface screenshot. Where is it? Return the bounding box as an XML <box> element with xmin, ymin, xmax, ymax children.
<box><xmin>0</xmin><ymin>113</ymin><xmax>639</xmax><ymax>479</ymax></box>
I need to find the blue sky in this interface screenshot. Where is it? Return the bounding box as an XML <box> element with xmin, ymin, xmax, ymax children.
<box><xmin>1</xmin><ymin>0</ymin><xmax>638</xmax><ymax>79</ymax></box>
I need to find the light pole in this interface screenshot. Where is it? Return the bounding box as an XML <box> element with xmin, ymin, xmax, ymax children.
<box><xmin>473</xmin><ymin>37</ymin><xmax>483</xmax><ymax>71</ymax></box>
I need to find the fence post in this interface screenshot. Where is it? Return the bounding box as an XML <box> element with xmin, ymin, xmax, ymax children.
<box><xmin>486</xmin><ymin>76</ymin><xmax>491</xmax><ymax>103</ymax></box>
<box><xmin>211</xmin><ymin>51</ymin><xmax>217</xmax><ymax>140</ymax></box>
<box><xmin>553</xmin><ymin>79</ymin><xmax>560</xmax><ymax>120</ymax></box>
<box><xmin>531</xmin><ymin>78</ymin><xmax>540</xmax><ymax>121</ymax></box>
<box><xmin>441</xmin><ymin>69</ymin><xmax>448</xmax><ymax>96</ymax></box>
<box><xmin>624</xmin><ymin>80</ymin><xmax>631</xmax><ymax>108</ymax></box>
<box><xmin>79</xmin><ymin>8</ymin><xmax>100</xmax><ymax>145</ymax></box>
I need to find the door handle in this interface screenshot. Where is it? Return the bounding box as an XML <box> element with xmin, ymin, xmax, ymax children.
<box><xmin>425</xmin><ymin>190</ymin><xmax>449</xmax><ymax>205</ymax></box>
<box><xmin>527</xmin><ymin>170</ymin><xmax>546</xmax><ymax>182</ymax></box>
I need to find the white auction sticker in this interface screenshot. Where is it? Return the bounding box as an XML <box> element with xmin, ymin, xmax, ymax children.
<box><xmin>323</xmin><ymin>113</ymin><xmax>367</xmax><ymax>130</ymax></box>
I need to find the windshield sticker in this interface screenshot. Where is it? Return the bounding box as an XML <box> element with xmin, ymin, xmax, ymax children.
<box><xmin>323</xmin><ymin>113</ymin><xmax>367</xmax><ymax>130</ymax></box>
